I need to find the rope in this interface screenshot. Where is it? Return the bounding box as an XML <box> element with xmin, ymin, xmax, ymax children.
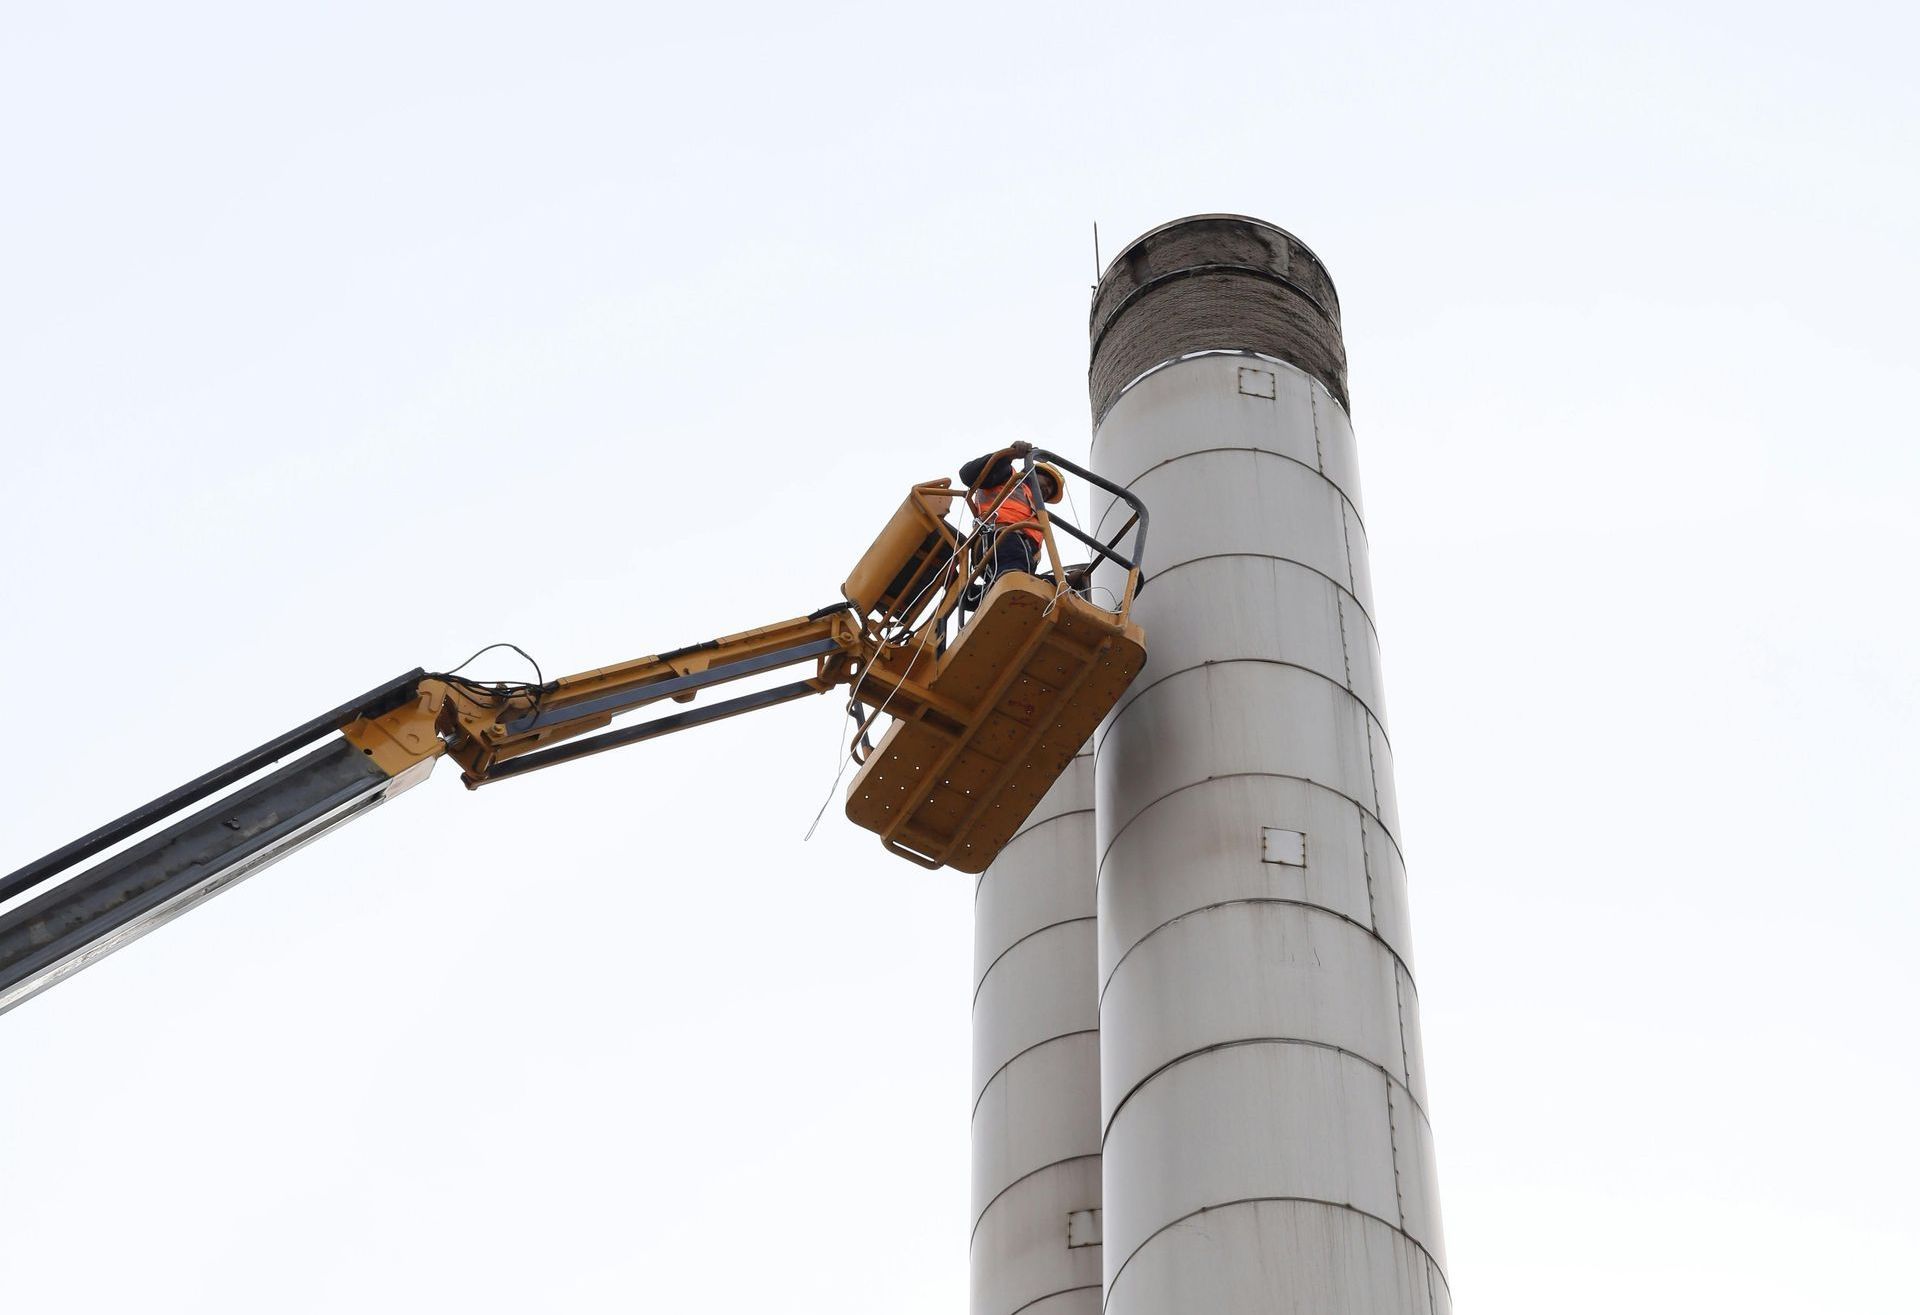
<box><xmin>802</xmin><ymin>477</ymin><xmax>1008</xmax><ymax>839</ymax></box>
<box><xmin>802</xmin><ymin>609</ymin><xmax>941</xmax><ymax>841</ymax></box>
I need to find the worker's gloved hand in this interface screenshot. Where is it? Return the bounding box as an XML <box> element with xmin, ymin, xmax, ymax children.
<box><xmin>1006</xmin><ymin>441</ymin><xmax>1033</xmax><ymax>457</ymax></box>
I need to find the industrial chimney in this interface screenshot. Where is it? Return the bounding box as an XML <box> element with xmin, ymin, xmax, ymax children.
<box><xmin>1086</xmin><ymin>215</ymin><xmax>1449</xmax><ymax>1313</ymax></box>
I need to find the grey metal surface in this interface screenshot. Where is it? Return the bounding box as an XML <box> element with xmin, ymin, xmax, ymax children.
<box><xmin>1092</xmin><ymin>554</ymin><xmax>1386</xmax><ymax>732</ymax></box>
<box><xmin>1089</xmin><ymin>216</ymin><xmax>1444</xmax><ymax>1312</ymax></box>
<box><xmin>0</xmin><ymin>739</ymin><xmax>420</xmax><ymax>1015</ymax></box>
<box><xmin>973</xmin><ymin>756</ymin><xmax>1096</xmax><ymax>995</ymax></box>
<box><xmin>969</xmin><ymin>1157</ymin><xmax>1103</xmax><ymax>1315</ymax></box>
<box><xmin>1096</xmin><ymin>662</ymin><xmax>1386</xmax><ymax>840</ymax></box>
<box><xmin>1390</xmin><ymin>1076</ymin><xmax>1448</xmax><ymax>1265</ymax></box>
<box><xmin>1101</xmin><ymin>1043</ymin><xmax>1401</xmax><ymax>1262</ymax></box>
<box><xmin>1095</xmin><ymin>447</ymin><xmax>1356</xmax><ymax>596</ymax></box>
<box><xmin>973</xmin><ymin>1029</ymin><xmax>1100</xmax><ymax>1224</ymax></box>
<box><xmin>971</xmin><ymin>920</ymin><xmax>1097</xmax><ymax>1109</ymax></box>
<box><xmin>1093</xmin><ymin>776</ymin><xmax>1393</xmax><ymax>986</ymax></box>
<box><xmin>1084</xmin><ymin>353</ymin><xmax>1359</xmax><ymax>512</ymax></box>
<box><xmin>1098</xmin><ymin>902</ymin><xmax>1412</xmax><ymax>1128</ymax></box>
<box><xmin>1103</xmin><ymin>1199</ymin><xmax>1444</xmax><ymax>1315</ymax></box>
<box><xmin>971</xmin><ymin>749</ymin><xmax>1101</xmax><ymax>1315</ymax></box>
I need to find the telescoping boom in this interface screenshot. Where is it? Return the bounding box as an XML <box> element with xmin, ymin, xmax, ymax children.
<box><xmin>0</xmin><ymin>447</ymin><xmax>1148</xmax><ymax>1015</ymax></box>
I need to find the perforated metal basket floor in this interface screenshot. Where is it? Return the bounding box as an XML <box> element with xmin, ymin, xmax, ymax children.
<box><xmin>845</xmin><ymin>576</ymin><xmax>1146</xmax><ymax>872</ymax></box>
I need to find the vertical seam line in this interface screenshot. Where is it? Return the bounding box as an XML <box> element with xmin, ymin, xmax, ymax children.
<box><xmin>1358</xmin><ymin>799</ymin><xmax>1380</xmax><ymax>933</ymax></box>
<box><xmin>1387</xmin><ymin>1069</ymin><xmax>1408</xmax><ymax>1230</ymax></box>
<box><xmin>1394</xmin><ymin>963</ymin><xmax>1415</xmax><ymax>1097</ymax></box>
<box><xmin>1310</xmin><ymin>382</ymin><xmax>1326</xmax><ymax>472</ymax></box>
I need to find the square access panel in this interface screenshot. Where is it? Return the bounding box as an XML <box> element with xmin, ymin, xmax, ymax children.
<box><xmin>1261</xmin><ymin>827</ymin><xmax>1306</xmax><ymax>866</ymax></box>
<box><xmin>1237</xmin><ymin>365</ymin><xmax>1277</xmax><ymax>399</ymax></box>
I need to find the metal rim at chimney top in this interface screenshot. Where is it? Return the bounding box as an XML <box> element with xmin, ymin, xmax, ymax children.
<box><xmin>1089</xmin><ymin>215</ymin><xmax>1349</xmax><ymax>426</ymax></box>
<box><xmin>1093</xmin><ymin>214</ymin><xmax>1339</xmax><ymax>299</ymax></box>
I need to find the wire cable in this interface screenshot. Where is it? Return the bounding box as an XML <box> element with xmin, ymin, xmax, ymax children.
<box><xmin>429</xmin><ymin>641</ymin><xmax>550</xmax><ymax>718</ymax></box>
<box><xmin>805</xmin><ymin>483</ymin><xmax>1004</xmax><ymax>839</ymax></box>
<box><xmin>440</xmin><ymin>641</ymin><xmax>543</xmax><ymax>685</ymax></box>
<box><xmin>802</xmin><ymin>611</ymin><xmax>941</xmax><ymax>842</ymax></box>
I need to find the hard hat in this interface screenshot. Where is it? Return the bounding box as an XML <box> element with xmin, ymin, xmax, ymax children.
<box><xmin>1033</xmin><ymin>462</ymin><xmax>1066</xmax><ymax>504</ymax></box>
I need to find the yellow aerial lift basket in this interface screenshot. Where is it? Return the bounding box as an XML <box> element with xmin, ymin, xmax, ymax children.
<box><xmin>838</xmin><ymin>446</ymin><xmax>1149</xmax><ymax>872</ymax></box>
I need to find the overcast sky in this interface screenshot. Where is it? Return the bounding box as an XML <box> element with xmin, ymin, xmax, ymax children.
<box><xmin>3</xmin><ymin>3</ymin><xmax>1915</xmax><ymax>1312</ymax></box>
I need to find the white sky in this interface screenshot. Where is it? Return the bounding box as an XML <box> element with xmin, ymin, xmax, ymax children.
<box><xmin>3</xmin><ymin>3</ymin><xmax>1915</xmax><ymax>1311</ymax></box>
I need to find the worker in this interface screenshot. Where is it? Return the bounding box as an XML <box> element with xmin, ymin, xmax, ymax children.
<box><xmin>959</xmin><ymin>448</ymin><xmax>1065</xmax><ymax>585</ymax></box>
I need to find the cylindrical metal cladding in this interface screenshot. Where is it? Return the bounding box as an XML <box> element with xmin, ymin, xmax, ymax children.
<box><xmin>1087</xmin><ymin>216</ymin><xmax>1448</xmax><ymax>1314</ymax></box>
<box><xmin>971</xmin><ymin>747</ymin><xmax>1102</xmax><ymax>1315</ymax></box>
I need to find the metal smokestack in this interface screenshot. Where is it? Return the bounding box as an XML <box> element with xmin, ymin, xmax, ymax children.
<box><xmin>1087</xmin><ymin>216</ymin><xmax>1448</xmax><ymax>1312</ymax></box>
<box><xmin>970</xmin><ymin>749</ymin><xmax>1102</xmax><ymax>1315</ymax></box>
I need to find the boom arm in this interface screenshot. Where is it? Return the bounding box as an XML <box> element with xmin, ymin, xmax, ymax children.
<box><xmin>0</xmin><ymin>449</ymin><xmax>1150</xmax><ymax>1016</ymax></box>
<box><xmin>342</xmin><ymin>606</ymin><xmax>868</xmax><ymax>788</ymax></box>
<box><xmin>0</xmin><ymin>612</ymin><xmax>866</xmax><ymax>1017</ymax></box>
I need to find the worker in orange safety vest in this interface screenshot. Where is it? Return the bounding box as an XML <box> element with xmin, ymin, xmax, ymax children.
<box><xmin>958</xmin><ymin>449</ymin><xmax>1065</xmax><ymax>585</ymax></box>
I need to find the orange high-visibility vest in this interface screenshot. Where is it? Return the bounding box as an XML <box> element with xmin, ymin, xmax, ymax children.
<box><xmin>977</xmin><ymin>482</ymin><xmax>1044</xmax><ymax>546</ymax></box>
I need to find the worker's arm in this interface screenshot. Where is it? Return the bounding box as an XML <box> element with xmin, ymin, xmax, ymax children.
<box><xmin>958</xmin><ymin>444</ymin><xmax>1033</xmax><ymax>492</ymax></box>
